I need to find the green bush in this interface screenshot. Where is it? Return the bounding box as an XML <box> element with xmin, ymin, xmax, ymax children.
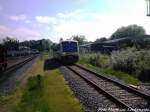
<box><xmin>80</xmin><ymin>53</ymin><xmax>110</xmax><ymax>68</ymax></box>
<box><xmin>79</xmin><ymin>48</ymin><xmax>150</xmax><ymax>82</ymax></box>
<box><xmin>111</xmin><ymin>48</ymin><xmax>150</xmax><ymax>82</ymax></box>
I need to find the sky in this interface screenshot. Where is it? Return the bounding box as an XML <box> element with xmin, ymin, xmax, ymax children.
<box><xmin>0</xmin><ymin>0</ymin><xmax>150</xmax><ymax>42</ymax></box>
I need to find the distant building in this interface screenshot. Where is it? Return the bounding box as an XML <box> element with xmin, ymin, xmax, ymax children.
<box><xmin>79</xmin><ymin>35</ymin><xmax>150</xmax><ymax>52</ymax></box>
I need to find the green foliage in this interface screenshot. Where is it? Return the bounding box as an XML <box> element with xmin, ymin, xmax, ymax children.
<box><xmin>72</xmin><ymin>35</ymin><xmax>87</xmax><ymax>45</ymax></box>
<box><xmin>79</xmin><ymin>48</ymin><xmax>150</xmax><ymax>83</ymax></box>
<box><xmin>94</xmin><ymin>37</ymin><xmax>107</xmax><ymax>43</ymax></box>
<box><xmin>51</xmin><ymin>43</ymin><xmax>58</xmax><ymax>51</ymax></box>
<box><xmin>80</xmin><ymin>53</ymin><xmax>110</xmax><ymax>68</ymax></box>
<box><xmin>110</xmin><ymin>24</ymin><xmax>146</xmax><ymax>39</ymax></box>
<box><xmin>20</xmin><ymin>39</ymin><xmax>52</xmax><ymax>51</ymax></box>
<box><xmin>15</xmin><ymin>75</ymin><xmax>49</xmax><ymax>112</ymax></box>
<box><xmin>81</xmin><ymin>64</ymin><xmax>140</xmax><ymax>85</ymax></box>
<box><xmin>3</xmin><ymin>37</ymin><xmax>19</xmax><ymax>50</ymax></box>
<box><xmin>3</xmin><ymin>37</ymin><xmax>19</xmax><ymax>44</ymax></box>
<box><xmin>14</xmin><ymin>70</ymin><xmax>83</xmax><ymax>112</ymax></box>
<box><xmin>43</xmin><ymin>70</ymin><xmax>83</xmax><ymax>112</ymax></box>
<box><xmin>15</xmin><ymin>80</ymin><xmax>21</xmax><ymax>87</ymax></box>
<box><xmin>111</xmin><ymin>48</ymin><xmax>150</xmax><ymax>82</ymax></box>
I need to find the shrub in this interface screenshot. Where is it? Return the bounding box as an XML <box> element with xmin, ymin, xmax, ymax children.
<box><xmin>79</xmin><ymin>48</ymin><xmax>150</xmax><ymax>82</ymax></box>
<box><xmin>111</xmin><ymin>48</ymin><xmax>150</xmax><ymax>82</ymax></box>
<box><xmin>80</xmin><ymin>53</ymin><xmax>110</xmax><ymax>68</ymax></box>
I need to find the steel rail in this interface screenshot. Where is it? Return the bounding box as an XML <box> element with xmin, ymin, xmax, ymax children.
<box><xmin>67</xmin><ymin>66</ymin><xmax>135</xmax><ymax>112</ymax></box>
<box><xmin>66</xmin><ymin>64</ymin><xmax>150</xmax><ymax>112</ymax></box>
<box><xmin>75</xmin><ymin>64</ymin><xmax>150</xmax><ymax>101</ymax></box>
<box><xmin>0</xmin><ymin>55</ymin><xmax>38</xmax><ymax>83</ymax></box>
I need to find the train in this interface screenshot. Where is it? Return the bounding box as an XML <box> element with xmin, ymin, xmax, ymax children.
<box><xmin>0</xmin><ymin>44</ymin><xmax>39</xmax><ymax>70</ymax></box>
<box><xmin>7</xmin><ymin>46</ymin><xmax>39</xmax><ymax>57</ymax></box>
<box><xmin>54</xmin><ymin>40</ymin><xmax>79</xmax><ymax>64</ymax></box>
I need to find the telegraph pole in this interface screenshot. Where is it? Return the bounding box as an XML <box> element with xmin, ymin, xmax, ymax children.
<box><xmin>146</xmin><ymin>0</ymin><xmax>150</xmax><ymax>16</ymax></box>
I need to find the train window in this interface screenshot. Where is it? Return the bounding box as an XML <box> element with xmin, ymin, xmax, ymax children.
<box><xmin>62</xmin><ymin>42</ymin><xmax>78</xmax><ymax>52</ymax></box>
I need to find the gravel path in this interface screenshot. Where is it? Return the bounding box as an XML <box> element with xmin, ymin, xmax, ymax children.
<box><xmin>59</xmin><ymin>66</ymin><xmax>120</xmax><ymax>112</ymax></box>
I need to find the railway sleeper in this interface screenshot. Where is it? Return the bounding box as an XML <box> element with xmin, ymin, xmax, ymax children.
<box><xmin>120</xmin><ymin>98</ymin><xmax>147</xmax><ymax>104</ymax></box>
<box><xmin>121</xmin><ymin>100</ymin><xmax>149</xmax><ymax>109</ymax></box>
<box><xmin>102</xmin><ymin>86</ymin><xmax>122</xmax><ymax>91</ymax></box>
<box><xmin>105</xmin><ymin>89</ymin><xmax>125</xmax><ymax>93</ymax></box>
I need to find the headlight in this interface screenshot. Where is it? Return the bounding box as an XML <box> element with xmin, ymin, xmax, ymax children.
<box><xmin>62</xmin><ymin>52</ymin><xmax>66</xmax><ymax>55</ymax></box>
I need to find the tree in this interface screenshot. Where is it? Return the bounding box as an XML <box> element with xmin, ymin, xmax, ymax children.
<box><xmin>94</xmin><ymin>37</ymin><xmax>107</xmax><ymax>43</ymax></box>
<box><xmin>3</xmin><ymin>37</ymin><xmax>19</xmax><ymax>51</ymax></box>
<box><xmin>110</xmin><ymin>24</ymin><xmax>146</xmax><ymax>40</ymax></box>
<box><xmin>72</xmin><ymin>35</ymin><xmax>86</xmax><ymax>45</ymax></box>
<box><xmin>20</xmin><ymin>39</ymin><xmax>52</xmax><ymax>51</ymax></box>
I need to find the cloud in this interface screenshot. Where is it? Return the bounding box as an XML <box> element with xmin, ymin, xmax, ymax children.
<box><xmin>56</xmin><ymin>9</ymin><xmax>92</xmax><ymax>21</ymax></box>
<box><xmin>0</xmin><ymin>26</ymin><xmax>11</xmax><ymax>43</ymax></box>
<box><xmin>0</xmin><ymin>25</ymin><xmax>41</xmax><ymax>42</ymax></box>
<box><xmin>3</xmin><ymin>0</ymin><xmax>149</xmax><ymax>43</ymax></box>
<box><xmin>9</xmin><ymin>14</ymin><xmax>27</xmax><ymax>21</ymax></box>
<box><xmin>12</xmin><ymin>27</ymin><xmax>41</xmax><ymax>41</ymax></box>
<box><xmin>0</xmin><ymin>25</ymin><xmax>11</xmax><ymax>37</ymax></box>
<box><xmin>35</xmin><ymin>16</ymin><xmax>56</xmax><ymax>24</ymax></box>
<box><xmin>8</xmin><ymin>15</ymin><xmax>34</xmax><ymax>25</ymax></box>
<box><xmin>49</xmin><ymin>0</ymin><xmax>150</xmax><ymax>42</ymax></box>
<box><xmin>25</xmin><ymin>20</ymin><xmax>32</xmax><ymax>24</ymax></box>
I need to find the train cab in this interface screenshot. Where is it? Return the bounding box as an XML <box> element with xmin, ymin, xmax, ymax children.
<box><xmin>54</xmin><ymin>40</ymin><xmax>79</xmax><ymax>64</ymax></box>
<box><xmin>60</xmin><ymin>40</ymin><xmax>79</xmax><ymax>63</ymax></box>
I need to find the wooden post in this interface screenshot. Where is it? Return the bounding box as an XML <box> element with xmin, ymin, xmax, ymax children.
<box><xmin>37</xmin><ymin>74</ymin><xmax>41</xmax><ymax>86</ymax></box>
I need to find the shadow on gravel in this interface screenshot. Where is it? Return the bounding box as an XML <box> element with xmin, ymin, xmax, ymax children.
<box><xmin>44</xmin><ymin>58</ymin><xmax>62</xmax><ymax>71</ymax></box>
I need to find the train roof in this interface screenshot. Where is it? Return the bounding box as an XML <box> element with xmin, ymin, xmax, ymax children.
<box><xmin>60</xmin><ymin>40</ymin><xmax>78</xmax><ymax>43</ymax></box>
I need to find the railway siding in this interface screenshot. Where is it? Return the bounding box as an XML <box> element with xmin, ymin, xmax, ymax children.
<box><xmin>0</xmin><ymin>56</ymin><xmax>83</xmax><ymax>112</ymax></box>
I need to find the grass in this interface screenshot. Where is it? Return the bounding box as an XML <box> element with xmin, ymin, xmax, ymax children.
<box><xmin>78</xmin><ymin>61</ymin><xmax>140</xmax><ymax>85</ymax></box>
<box><xmin>15</xmin><ymin>75</ymin><xmax>49</xmax><ymax>112</ymax></box>
<box><xmin>44</xmin><ymin>70</ymin><xmax>82</xmax><ymax>112</ymax></box>
<box><xmin>0</xmin><ymin>55</ymin><xmax>83</xmax><ymax>112</ymax></box>
<box><xmin>15</xmin><ymin>70</ymin><xmax>83</xmax><ymax>112</ymax></box>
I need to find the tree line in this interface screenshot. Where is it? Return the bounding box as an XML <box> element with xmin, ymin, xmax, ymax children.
<box><xmin>1</xmin><ymin>24</ymin><xmax>150</xmax><ymax>51</ymax></box>
<box><xmin>1</xmin><ymin>37</ymin><xmax>52</xmax><ymax>51</ymax></box>
<box><xmin>71</xmin><ymin>24</ymin><xmax>150</xmax><ymax>49</ymax></box>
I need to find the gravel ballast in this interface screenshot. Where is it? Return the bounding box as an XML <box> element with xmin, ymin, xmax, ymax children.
<box><xmin>59</xmin><ymin>66</ymin><xmax>120</xmax><ymax>112</ymax></box>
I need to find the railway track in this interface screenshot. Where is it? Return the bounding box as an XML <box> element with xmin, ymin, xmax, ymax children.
<box><xmin>7</xmin><ymin>56</ymin><xmax>34</xmax><ymax>68</ymax></box>
<box><xmin>0</xmin><ymin>55</ymin><xmax>38</xmax><ymax>83</ymax></box>
<box><xmin>66</xmin><ymin>64</ymin><xmax>150</xmax><ymax>112</ymax></box>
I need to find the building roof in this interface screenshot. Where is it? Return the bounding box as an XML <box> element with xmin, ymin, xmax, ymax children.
<box><xmin>60</xmin><ymin>40</ymin><xmax>78</xmax><ymax>43</ymax></box>
<box><xmin>79</xmin><ymin>43</ymin><xmax>93</xmax><ymax>47</ymax></box>
<box><xmin>103</xmin><ymin>38</ymin><xmax>128</xmax><ymax>44</ymax></box>
<box><xmin>79</xmin><ymin>35</ymin><xmax>150</xmax><ymax>47</ymax></box>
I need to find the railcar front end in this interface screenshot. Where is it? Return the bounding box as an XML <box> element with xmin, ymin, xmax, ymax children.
<box><xmin>60</xmin><ymin>40</ymin><xmax>79</xmax><ymax>64</ymax></box>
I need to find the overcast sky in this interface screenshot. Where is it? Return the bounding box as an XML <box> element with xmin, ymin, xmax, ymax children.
<box><xmin>0</xmin><ymin>0</ymin><xmax>150</xmax><ymax>42</ymax></box>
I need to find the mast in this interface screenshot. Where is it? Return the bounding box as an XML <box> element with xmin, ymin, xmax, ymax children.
<box><xmin>146</xmin><ymin>0</ymin><xmax>150</xmax><ymax>16</ymax></box>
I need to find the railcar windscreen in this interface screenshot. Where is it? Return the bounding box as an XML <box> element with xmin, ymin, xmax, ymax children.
<box><xmin>62</xmin><ymin>41</ymin><xmax>78</xmax><ymax>52</ymax></box>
